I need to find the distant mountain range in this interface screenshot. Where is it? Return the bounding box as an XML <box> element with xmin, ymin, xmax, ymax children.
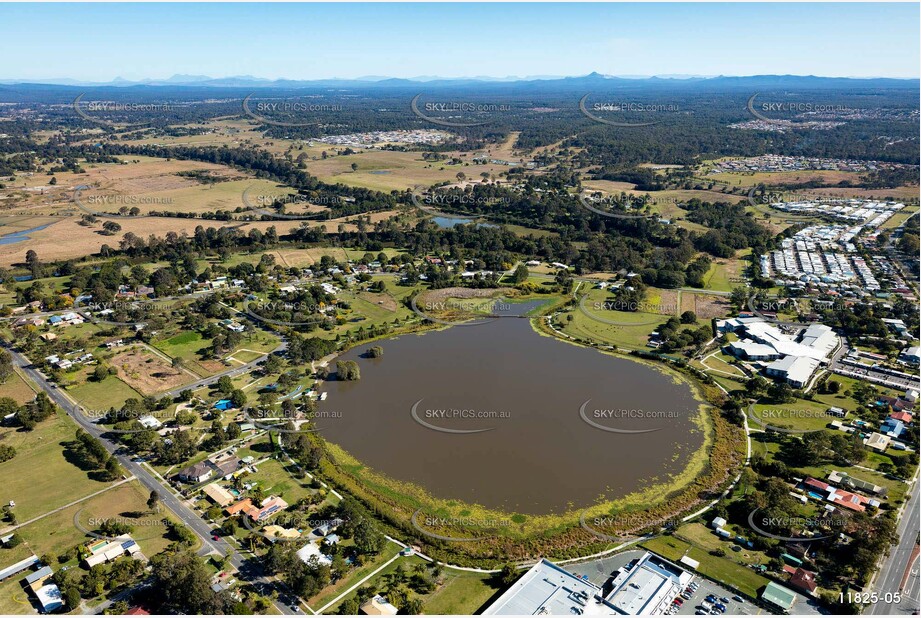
<box><xmin>0</xmin><ymin>72</ymin><xmax>917</xmax><ymax>90</ymax></box>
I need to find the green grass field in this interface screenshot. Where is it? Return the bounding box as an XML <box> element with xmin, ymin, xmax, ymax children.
<box><xmin>0</xmin><ymin>371</ymin><xmax>39</xmax><ymax>405</ymax></box>
<box><xmin>17</xmin><ymin>480</ymin><xmax>183</xmax><ymax>563</ymax></box>
<box><xmin>246</xmin><ymin>458</ymin><xmax>313</xmax><ymax>505</ymax></box>
<box><xmin>323</xmin><ymin>551</ymin><xmax>501</xmax><ymax>615</ymax></box>
<box><xmin>642</xmin><ymin>535</ymin><xmax>770</xmax><ymax>599</ymax></box>
<box><xmin>308</xmin><ymin>547</ymin><xmax>400</xmax><ymax>609</ymax></box>
<box><xmin>0</xmin><ymin>412</ymin><xmax>119</xmax><ymax>523</ymax></box>
<box><xmin>559</xmin><ymin>287</ymin><xmax>688</xmax><ymax>350</ymax></box>
<box><xmin>67</xmin><ymin>374</ymin><xmax>143</xmax><ymax>410</ymax></box>
<box><xmin>422</xmin><ymin>568</ymin><xmax>501</xmax><ymax>614</ymax></box>
<box><xmin>0</xmin><ymin>575</ymin><xmax>34</xmax><ymax>615</ymax></box>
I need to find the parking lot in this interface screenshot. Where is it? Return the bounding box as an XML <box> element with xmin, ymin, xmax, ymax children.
<box><xmin>673</xmin><ymin>577</ymin><xmax>759</xmax><ymax>616</ymax></box>
<box><xmin>569</xmin><ymin>547</ymin><xmax>824</xmax><ymax>616</ymax></box>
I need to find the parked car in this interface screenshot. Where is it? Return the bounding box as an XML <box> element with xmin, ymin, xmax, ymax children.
<box><xmin>732</xmin><ymin>596</ymin><xmax>744</xmax><ymax>603</ymax></box>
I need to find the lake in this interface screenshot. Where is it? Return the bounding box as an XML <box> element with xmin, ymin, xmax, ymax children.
<box><xmin>316</xmin><ymin>302</ymin><xmax>706</xmax><ymax>514</ymax></box>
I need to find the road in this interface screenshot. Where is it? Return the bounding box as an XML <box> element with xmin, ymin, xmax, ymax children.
<box><xmin>1</xmin><ymin>339</ymin><xmax>299</xmax><ymax>615</ymax></box>
<box><xmin>869</xmin><ymin>473</ymin><xmax>920</xmax><ymax>616</ymax></box>
<box><xmin>160</xmin><ymin>338</ymin><xmax>287</xmax><ymax>398</ymax></box>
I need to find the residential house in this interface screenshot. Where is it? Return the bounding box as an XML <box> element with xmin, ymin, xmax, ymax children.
<box><xmin>359</xmin><ymin>595</ymin><xmax>398</xmax><ymax>615</ymax></box>
<box><xmin>34</xmin><ymin>584</ymin><xmax>63</xmax><ymax>613</ymax></box>
<box><xmin>881</xmin><ymin>418</ymin><xmax>905</xmax><ymax>438</ymax></box>
<box><xmin>864</xmin><ymin>432</ymin><xmax>892</xmax><ymax>453</ymax></box>
<box><xmin>788</xmin><ymin>568</ymin><xmax>818</xmax><ymax>596</ymax></box>
<box><xmin>178</xmin><ymin>462</ymin><xmax>213</xmax><ymax>483</ymax></box>
<box><xmin>296</xmin><ymin>541</ymin><xmax>332</xmax><ymax>567</ymax></box>
<box><xmin>225</xmin><ymin>499</ymin><xmax>253</xmax><ymax>517</ymax></box>
<box><xmin>83</xmin><ymin>535</ymin><xmax>144</xmax><ymax>568</ymax></box>
<box><xmin>202</xmin><ymin>483</ymin><xmax>235</xmax><ymax>507</ymax></box>
<box><xmin>803</xmin><ymin>477</ymin><xmax>877</xmax><ymax>513</ymax></box>
<box><xmin>23</xmin><ymin>565</ymin><xmax>53</xmax><ymax>592</ymax></box>
<box><xmin>137</xmin><ymin>415</ymin><xmax>162</xmax><ymax>430</ymax></box>
<box><xmin>244</xmin><ymin>496</ymin><xmax>288</xmax><ymax>521</ymax></box>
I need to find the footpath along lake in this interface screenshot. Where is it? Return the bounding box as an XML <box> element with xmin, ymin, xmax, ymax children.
<box><xmin>317</xmin><ymin>301</ymin><xmax>707</xmax><ymax>514</ymax></box>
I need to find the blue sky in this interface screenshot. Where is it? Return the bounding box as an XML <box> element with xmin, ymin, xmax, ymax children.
<box><xmin>1</xmin><ymin>3</ymin><xmax>918</xmax><ymax>80</ymax></box>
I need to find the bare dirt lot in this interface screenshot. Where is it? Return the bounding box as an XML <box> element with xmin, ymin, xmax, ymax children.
<box><xmin>688</xmin><ymin>293</ymin><xmax>733</xmax><ymax>319</ymax></box>
<box><xmin>111</xmin><ymin>347</ymin><xmax>187</xmax><ymax>395</ymax></box>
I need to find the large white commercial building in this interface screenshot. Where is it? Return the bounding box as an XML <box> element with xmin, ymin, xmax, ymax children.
<box><xmin>604</xmin><ymin>553</ymin><xmax>694</xmax><ymax>615</ymax></box>
<box><xmin>482</xmin><ymin>553</ymin><xmax>692</xmax><ymax>616</ymax></box>
<box><xmin>719</xmin><ymin>317</ymin><xmax>838</xmax><ymax>388</ymax></box>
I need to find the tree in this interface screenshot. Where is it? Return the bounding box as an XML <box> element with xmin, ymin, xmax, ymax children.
<box><xmin>512</xmin><ymin>263</ymin><xmax>529</xmax><ymax>284</ymax></box>
<box><xmin>404</xmin><ymin>597</ymin><xmax>424</xmax><ymax>615</ymax></box>
<box><xmin>104</xmin><ymin>457</ymin><xmax>123</xmax><ymax>481</ymax></box>
<box><xmin>336</xmin><ymin>360</ymin><xmax>360</xmax><ymax>381</ymax></box>
<box><xmin>147</xmin><ymin>490</ymin><xmax>160</xmax><ymax>513</ymax></box>
<box><xmin>0</xmin><ymin>349</ymin><xmax>13</xmax><ymax>383</ymax></box>
<box><xmin>150</xmin><ymin>549</ymin><xmax>230</xmax><ymax>614</ymax></box>
<box><xmin>338</xmin><ymin>598</ymin><xmax>360</xmax><ymax>615</ymax></box>
<box><xmin>230</xmin><ymin>389</ymin><xmax>247</xmax><ymax>408</ymax></box>
<box><xmin>0</xmin><ymin>444</ymin><xmax>16</xmax><ymax>463</ymax></box>
<box><xmin>102</xmin><ymin>221</ymin><xmax>122</xmax><ymax>235</ymax></box>
<box><xmin>366</xmin><ymin>346</ymin><xmax>383</xmax><ymax>358</ymax></box>
<box><xmin>680</xmin><ymin>310</ymin><xmax>697</xmax><ymax>324</ymax></box>
<box><xmin>497</xmin><ymin>563</ymin><xmax>520</xmax><ymax>587</ymax></box>
<box><xmin>352</xmin><ymin>519</ymin><xmax>384</xmax><ymax>555</ymax></box>
<box><xmin>217</xmin><ymin>376</ymin><xmax>234</xmax><ymax>394</ymax></box>
<box><xmin>767</xmin><ymin>382</ymin><xmax>796</xmax><ymax>404</ymax></box>
<box><xmin>64</xmin><ymin>586</ymin><xmax>81</xmax><ymax>610</ymax></box>
<box><xmin>25</xmin><ymin>249</ymin><xmax>41</xmax><ymax>278</ymax></box>
<box><xmin>350</xmin><ymin>163</ymin><xmax>358</xmax><ymax>172</ymax></box>
<box><xmin>92</xmin><ymin>364</ymin><xmax>109</xmax><ymax>382</ymax></box>
<box><xmin>730</xmin><ymin>286</ymin><xmax>750</xmax><ymax>311</ymax></box>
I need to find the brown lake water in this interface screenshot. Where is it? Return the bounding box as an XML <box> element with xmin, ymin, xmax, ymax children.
<box><xmin>316</xmin><ymin>302</ymin><xmax>706</xmax><ymax>514</ymax></box>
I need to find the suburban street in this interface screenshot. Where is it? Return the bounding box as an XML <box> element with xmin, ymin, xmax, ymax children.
<box><xmin>1</xmin><ymin>339</ymin><xmax>299</xmax><ymax>615</ymax></box>
<box><xmin>869</xmin><ymin>473</ymin><xmax>920</xmax><ymax>616</ymax></box>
